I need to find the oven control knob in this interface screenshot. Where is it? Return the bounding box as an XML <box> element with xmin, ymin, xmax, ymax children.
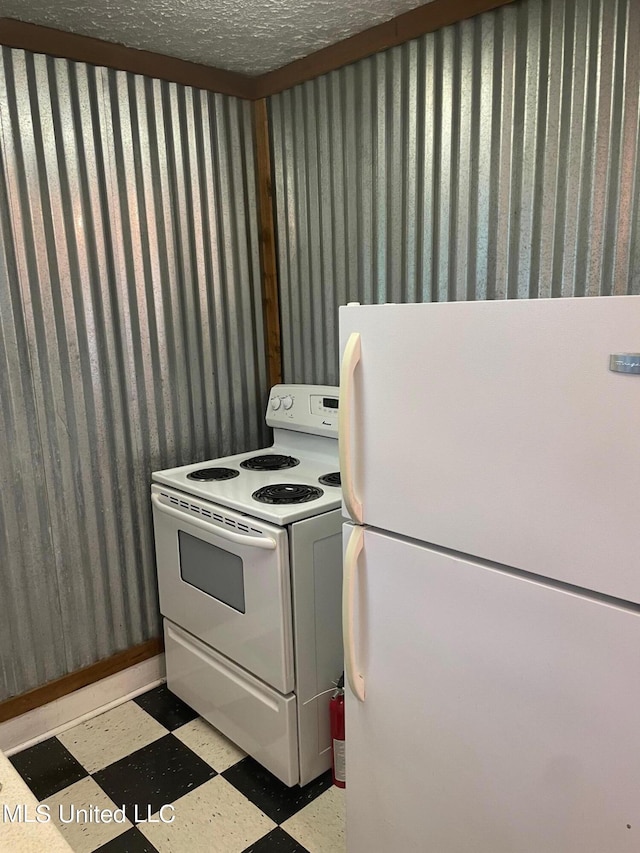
<box><xmin>282</xmin><ymin>395</ymin><xmax>294</xmax><ymax>410</ymax></box>
<box><xmin>271</xmin><ymin>396</ymin><xmax>281</xmax><ymax>410</ymax></box>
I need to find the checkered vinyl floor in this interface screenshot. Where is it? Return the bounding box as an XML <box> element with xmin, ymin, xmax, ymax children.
<box><xmin>9</xmin><ymin>684</ymin><xmax>345</xmax><ymax>853</ymax></box>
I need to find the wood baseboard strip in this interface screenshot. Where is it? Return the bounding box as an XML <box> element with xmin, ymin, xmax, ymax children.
<box><xmin>0</xmin><ymin>637</ymin><xmax>163</xmax><ymax>724</ymax></box>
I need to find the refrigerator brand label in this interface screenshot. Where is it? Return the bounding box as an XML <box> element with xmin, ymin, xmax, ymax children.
<box><xmin>609</xmin><ymin>354</ymin><xmax>640</xmax><ymax>374</ymax></box>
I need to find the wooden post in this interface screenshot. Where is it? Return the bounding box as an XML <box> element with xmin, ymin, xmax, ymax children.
<box><xmin>253</xmin><ymin>98</ymin><xmax>283</xmax><ymax>388</ymax></box>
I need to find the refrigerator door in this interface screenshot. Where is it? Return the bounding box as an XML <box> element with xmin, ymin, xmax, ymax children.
<box><xmin>344</xmin><ymin>523</ymin><xmax>640</xmax><ymax>853</ymax></box>
<box><xmin>339</xmin><ymin>296</ymin><xmax>640</xmax><ymax>603</ymax></box>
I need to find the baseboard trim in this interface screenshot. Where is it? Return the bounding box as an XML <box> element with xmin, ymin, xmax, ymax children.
<box><xmin>0</xmin><ymin>637</ymin><xmax>163</xmax><ymax>724</ymax></box>
<box><xmin>0</xmin><ymin>653</ymin><xmax>165</xmax><ymax>754</ymax></box>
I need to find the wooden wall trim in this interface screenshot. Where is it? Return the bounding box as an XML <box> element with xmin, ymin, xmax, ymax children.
<box><xmin>254</xmin><ymin>0</ymin><xmax>517</xmax><ymax>97</ymax></box>
<box><xmin>253</xmin><ymin>98</ymin><xmax>283</xmax><ymax>388</ymax></box>
<box><xmin>0</xmin><ymin>638</ymin><xmax>163</xmax><ymax>723</ymax></box>
<box><xmin>0</xmin><ymin>18</ymin><xmax>256</xmax><ymax>99</ymax></box>
<box><xmin>2</xmin><ymin>2</ymin><xmax>518</xmax><ymax>101</ymax></box>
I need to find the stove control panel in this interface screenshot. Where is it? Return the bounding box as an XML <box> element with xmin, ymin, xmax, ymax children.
<box><xmin>266</xmin><ymin>384</ymin><xmax>339</xmax><ymax>438</ymax></box>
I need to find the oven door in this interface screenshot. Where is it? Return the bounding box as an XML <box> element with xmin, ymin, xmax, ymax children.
<box><xmin>152</xmin><ymin>485</ymin><xmax>293</xmax><ymax>694</ymax></box>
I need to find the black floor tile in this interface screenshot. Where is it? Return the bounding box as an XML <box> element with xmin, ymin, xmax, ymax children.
<box><xmin>9</xmin><ymin>736</ymin><xmax>88</xmax><ymax>801</ymax></box>
<box><xmin>134</xmin><ymin>684</ymin><xmax>198</xmax><ymax>731</ymax></box>
<box><xmin>93</xmin><ymin>827</ymin><xmax>160</xmax><ymax>852</ymax></box>
<box><xmin>242</xmin><ymin>827</ymin><xmax>310</xmax><ymax>852</ymax></box>
<box><xmin>223</xmin><ymin>757</ymin><xmax>332</xmax><ymax>824</ymax></box>
<box><xmin>93</xmin><ymin>733</ymin><xmax>215</xmax><ymax>824</ymax></box>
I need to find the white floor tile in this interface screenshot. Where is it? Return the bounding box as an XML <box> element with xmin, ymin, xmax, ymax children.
<box><xmin>58</xmin><ymin>701</ymin><xmax>168</xmax><ymax>774</ymax></box>
<box><xmin>42</xmin><ymin>776</ymin><xmax>132</xmax><ymax>853</ymax></box>
<box><xmin>139</xmin><ymin>776</ymin><xmax>275</xmax><ymax>853</ymax></box>
<box><xmin>281</xmin><ymin>785</ymin><xmax>346</xmax><ymax>853</ymax></box>
<box><xmin>173</xmin><ymin>718</ymin><xmax>246</xmax><ymax>772</ymax></box>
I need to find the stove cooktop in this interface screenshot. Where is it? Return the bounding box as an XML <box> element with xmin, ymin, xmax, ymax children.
<box><xmin>152</xmin><ymin>384</ymin><xmax>341</xmax><ymax>525</ymax></box>
<box><xmin>152</xmin><ymin>443</ymin><xmax>341</xmax><ymax>525</ymax></box>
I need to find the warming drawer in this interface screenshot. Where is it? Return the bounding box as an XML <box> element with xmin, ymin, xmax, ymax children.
<box><xmin>164</xmin><ymin>619</ymin><xmax>299</xmax><ymax>786</ymax></box>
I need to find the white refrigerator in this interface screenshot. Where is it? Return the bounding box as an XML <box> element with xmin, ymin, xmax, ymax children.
<box><xmin>338</xmin><ymin>296</ymin><xmax>640</xmax><ymax>853</ymax></box>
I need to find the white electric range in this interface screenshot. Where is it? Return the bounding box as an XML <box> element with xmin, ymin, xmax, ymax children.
<box><xmin>151</xmin><ymin>384</ymin><xmax>343</xmax><ymax>786</ymax></box>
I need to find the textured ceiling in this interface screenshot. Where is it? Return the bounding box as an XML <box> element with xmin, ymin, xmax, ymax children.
<box><xmin>0</xmin><ymin>0</ymin><xmax>433</xmax><ymax>75</ymax></box>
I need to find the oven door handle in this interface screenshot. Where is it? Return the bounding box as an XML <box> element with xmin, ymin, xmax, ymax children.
<box><xmin>151</xmin><ymin>494</ymin><xmax>277</xmax><ymax>550</ymax></box>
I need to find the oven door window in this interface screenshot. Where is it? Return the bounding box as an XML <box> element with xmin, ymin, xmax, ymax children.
<box><xmin>178</xmin><ymin>530</ymin><xmax>246</xmax><ymax>613</ymax></box>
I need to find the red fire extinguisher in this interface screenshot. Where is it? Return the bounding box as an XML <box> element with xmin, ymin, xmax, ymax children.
<box><xmin>330</xmin><ymin>673</ymin><xmax>345</xmax><ymax>788</ymax></box>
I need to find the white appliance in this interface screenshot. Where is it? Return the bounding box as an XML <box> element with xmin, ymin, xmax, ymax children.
<box><xmin>152</xmin><ymin>384</ymin><xmax>343</xmax><ymax>786</ymax></box>
<box><xmin>339</xmin><ymin>296</ymin><xmax>640</xmax><ymax>853</ymax></box>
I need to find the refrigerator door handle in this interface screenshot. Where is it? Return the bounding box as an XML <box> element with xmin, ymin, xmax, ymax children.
<box><xmin>343</xmin><ymin>524</ymin><xmax>366</xmax><ymax>702</ymax></box>
<box><xmin>339</xmin><ymin>332</ymin><xmax>363</xmax><ymax>523</ymax></box>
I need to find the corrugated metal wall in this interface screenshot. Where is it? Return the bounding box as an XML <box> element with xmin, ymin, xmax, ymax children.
<box><xmin>0</xmin><ymin>47</ymin><xmax>267</xmax><ymax>701</ymax></box>
<box><xmin>270</xmin><ymin>0</ymin><xmax>640</xmax><ymax>384</ymax></box>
